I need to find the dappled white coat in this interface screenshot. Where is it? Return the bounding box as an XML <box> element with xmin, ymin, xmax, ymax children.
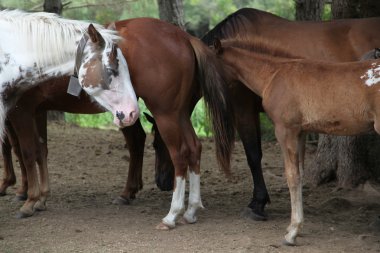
<box><xmin>0</xmin><ymin>10</ymin><xmax>138</xmax><ymax>140</ymax></box>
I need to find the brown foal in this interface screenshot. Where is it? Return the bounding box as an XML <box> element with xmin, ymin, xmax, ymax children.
<box><xmin>215</xmin><ymin>39</ymin><xmax>380</xmax><ymax>245</ymax></box>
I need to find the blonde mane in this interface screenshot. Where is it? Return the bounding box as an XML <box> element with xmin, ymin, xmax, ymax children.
<box><xmin>0</xmin><ymin>9</ymin><xmax>120</xmax><ymax>71</ymax></box>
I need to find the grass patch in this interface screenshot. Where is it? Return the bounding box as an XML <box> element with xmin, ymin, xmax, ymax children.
<box><xmin>65</xmin><ymin>99</ymin><xmax>275</xmax><ymax>140</ymax></box>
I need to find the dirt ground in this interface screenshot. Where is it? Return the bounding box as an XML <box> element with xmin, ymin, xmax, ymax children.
<box><xmin>0</xmin><ymin>122</ymin><xmax>379</xmax><ymax>253</ymax></box>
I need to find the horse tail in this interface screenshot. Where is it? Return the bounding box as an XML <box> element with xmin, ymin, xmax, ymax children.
<box><xmin>188</xmin><ymin>36</ymin><xmax>235</xmax><ymax>175</ymax></box>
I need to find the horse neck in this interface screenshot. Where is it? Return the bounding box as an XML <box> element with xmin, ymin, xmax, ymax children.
<box><xmin>223</xmin><ymin>48</ymin><xmax>281</xmax><ymax>97</ymax></box>
<box><xmin>0</xmin><ymin>11</ymin><xmax>97</xmax><ymax>88</ymax></box>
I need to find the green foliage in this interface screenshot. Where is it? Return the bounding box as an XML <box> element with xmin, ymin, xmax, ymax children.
<box><xmin>191</xmin><ymin>100</ymin><xmax>212</xmax><ymax>137</ymax></box>
<box><xmin>260</xmin><ymin>113</ymin><xmax>275</xmax><ymax>141</ymax></box>
<box><xmin>63</xmin><ymin>0</ymin><xmax>158</xmax><ymax>24</ymax></box>
<box><xmin>65</xmin><ymin>99</ymin><xmax>152</xmax><ymax>131</ymax></box>
<box><xmin>64</xmin><ymin>0</ymin><xmax>158</xmax><ymax>24</ymax></box>
<box><xmin>65</xmin><ymin>112</ymin><xmax>114</xmax><ymax>129</ymax></box>
<box><xmin>65</xmin><ymin>99</ymin><xmax>212</xmax><ymax>137</ymax></box>
<box><xmin>322</xmin><ymin>2</ymin><xmax>332</xmax><ymax>21</ymax></box>
<box><xmin>185</xmin><ymin>0</ymin><xmax>295</xmax><ymax>33</ymax></box>
<box><xmin>0</xmin><ymin>0</ymin><xmax>40</xmax><ymax>10</ymax></box>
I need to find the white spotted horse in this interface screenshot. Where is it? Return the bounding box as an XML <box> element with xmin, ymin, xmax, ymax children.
<box><xmin>0</xmin><ymin>9</ymin><xmax>139</xmax><ymax>217</ymax></box>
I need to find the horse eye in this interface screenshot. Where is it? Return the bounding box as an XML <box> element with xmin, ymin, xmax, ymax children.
<box><xmin>106</xmin><ymin>67</ymin><xmax>118</xmax><ymax>76</ymax></box>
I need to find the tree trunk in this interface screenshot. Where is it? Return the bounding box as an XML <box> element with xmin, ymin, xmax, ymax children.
<box><xmin>43</xmin><ymin>0</ymin><xmax>63</xmax><ymax>15</ymax></box>
<box><xmin>306</xmin><ymin>0</ymin><xmax>380</xmax><ymax>188</ymax></box>
<box><xmin>332</xmin><ymin>0</ymin><xmax>380</xmax><ymax>18</ymax></box>
<box><xmin>157</xmin><ymin>0</ymin><xmax>185</xmax><ymax>30</ymax></box>
<box><xmin>294</xmin><ymin>0</ymin><xmax>325</xmax><ymax>144</ymax></box>
<box><xmin>295</xmin><ymin>0</ymin><xmax>325</xmax><ymax>21</ymax></box>
<box><xmin>44</xmin><ymin>0</ymin><xmax>65</xmax><ymax>121</ymax></box>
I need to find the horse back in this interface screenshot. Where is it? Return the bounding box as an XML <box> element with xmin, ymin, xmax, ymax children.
<box><xmin>204</xmin><ymin>8</ymin><xmax>380</xmax><ymax>62</ymax></box>
<box><xmin>264</xmin><ymin>60</ymin><xmax>379</xmax><ymax>135</ymax></box>
<box><xmin>114</xmin><ymin>18</ymin><xmax>198</xmax><ymax>109</ymax></box>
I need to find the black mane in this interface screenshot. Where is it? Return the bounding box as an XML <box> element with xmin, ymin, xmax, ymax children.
<box><xmin>201</xmin><ymin>8</ymin><xmax>282</xmax><ymax>46</ymax></box>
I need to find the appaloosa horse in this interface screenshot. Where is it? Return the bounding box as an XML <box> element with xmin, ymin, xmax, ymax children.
<box><xmin>214</xmin><ymin>38</ymin><xmax>380</xmax><ymax>245</ymax></box>
<box><xmin>0</xmin><ymin>10</ymin><xmax>139</xmax><ymax>138</ymax></box>
<box><xmin>1</xmin><ymin>18</ymin><xmax>235</xmax><ymax>229</ymax></box>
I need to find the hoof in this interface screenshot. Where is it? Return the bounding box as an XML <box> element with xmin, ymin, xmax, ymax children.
<box><xmin>182</xmin><ymin>211</ymin><xmax>198</xmax><ymax>224</ymax></box>
<box><xmin>14</xmin><ymin>194</ymin><xmax>27</xmax><ymax>202</ymax></box>
<box><xmin>155</xmin><ymin>222</ymin><xmax>173</xmax><ymax>230</ymax></box>
<box><xmin>282</xmin><ymin>239</ymin><xmax>296</xmax><ymax>246</ymax></box>
<box><xmin>34</xmin><ymin>201</ymin><xmax>47</xmax><ymax>212</ymax></box>
<box><xmin>283</xmin><ymin>232</ymin><xmax>297</xmax><ymax>246</ymax></box>
<box><xmin>178</xmin><ymin>217</ymin><xmax>196</xmax><ymax>225</ymax></box>
<box><xmin>112</xmin><ymin>196</ymin><xmax>132</xmax><ymax>205</ymax></box>
<box><xmin>15</xmin><ymin>210</ymin><xmax>34</xmax><ymax>219</ymax></box>
<box><xmin>241</xmin><ymin>207</ymin><xmax>267</xmax><ymax>221</ymax></box>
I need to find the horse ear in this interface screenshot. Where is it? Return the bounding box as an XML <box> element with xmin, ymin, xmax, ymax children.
<box><xmin>88</xmin><ymin>24</ymin><xmax>105</xmax><ymax>48</ymax></box>
<box><xmin>144</xmin><ymin>112</ymin><xmax>155</xmax><ymax>124</ymax></box>
<box><xmin>375</xmin><ymin>48</ymin><xmax>380</xmax><ymax>59</ymax></box>
<box><xmin>213</xmin><ymin>38</ymin><xmax>223</xmax><ymax>55</ymax></box>
<box><xmin>107</xmin><ymin>22</ymin><xmax>117</xmax><ymax>31</ymax></box>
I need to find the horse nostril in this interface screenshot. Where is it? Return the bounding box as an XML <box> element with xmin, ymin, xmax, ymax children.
<box><xmin>116</xmin><ymin>111</ymin><xmax>125</xmax><ymax>121</ymax></box>
<box><xmin>129</xmin><ymin>111</ymin><xmax>136</xmax><ymax>120</ymax></box>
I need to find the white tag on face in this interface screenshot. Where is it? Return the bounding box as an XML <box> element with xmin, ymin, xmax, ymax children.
<box><xmin>67</xmin><ymin>76</ymin><xmax>82</xmax><ymax>97</ymax></box>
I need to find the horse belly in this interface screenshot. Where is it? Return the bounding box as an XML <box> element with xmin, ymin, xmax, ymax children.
<box><xmin>302</xmin><ymin>118</ymin><xmax>373</xmax><ymax>135</ymax></box>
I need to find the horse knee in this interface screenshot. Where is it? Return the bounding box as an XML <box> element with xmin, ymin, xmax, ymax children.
<box><xmin>189</xmin><ymin>141</ymin><xmax>202</xmax><ymax>167</ymax></box>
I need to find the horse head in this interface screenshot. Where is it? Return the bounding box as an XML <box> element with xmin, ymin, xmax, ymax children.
<box><xmin>78</xmin><ymin>24</ymin><xmax>139</xmax><ymax>128</ymax></box>
<box><xmin>144</xmin><ymin>112</ymin><xmax>174</xmax><ymax>191</ymax></box>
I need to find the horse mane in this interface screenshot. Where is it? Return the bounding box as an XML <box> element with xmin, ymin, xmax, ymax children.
<box><xmin>221</xmin><ymin>37</ymin><xmax>300</xmax><ymax>59</ymax></box>
<box><xmin>0</xmin><ymin>9</ymin><xmax>120</xmax><ymax>70</ymax></box>
<box><xmin>202</xmin><ymin>8</ymin><xmax>283</xmax><ymax>46</ymax></box>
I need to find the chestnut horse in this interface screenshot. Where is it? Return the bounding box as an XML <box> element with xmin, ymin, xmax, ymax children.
<box><xmin>1</xmin><ymin>18</ymin><xmax>235</xmax><ymax>229</ymax></box>
<box><xmin>199</xmin><ymin>7</ymin><xmax>380</xmax><ymax>219</ymax></box>
<box><xmin>214</xmin><ymin>38</ymin><xmax>380</xmax><ymax>245</ymax></box>
<box><xmin>0</xmin><ymin>10</ymin><xmax>139</xmax><ymax>139</ymax></box>
<box><xmin>98</xmin><ymin>18</ymin><xmax>235</xmax><ymax>230</ymax></box>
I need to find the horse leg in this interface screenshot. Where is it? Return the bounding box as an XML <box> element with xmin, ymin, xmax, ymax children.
<box><xmin>0</xmin><ymin>131</ymin><xmax>16</xmax><ymax>196</ymax></box>
<box><xmin>113</xmin><ymin>119</ymin><xmax>146</xmax><ymax>205</ymax></box>
<box><xmin>13</xmin><ymin>148</ymin><xmax>29</xmax><ymax>201</ymax></box>
<box><xmin>34</xmin><ymin>111</ymin><xmax>49</xmax><ymax>211</ymax></box>
<box><xmin>182</xmin><ymin>122</ymin><xmax>204</xmax><ymax>224</ymax></box>
<box><xmin>275</xmin><ymin>125</ymin><xmax>304</xmax><ymax>246</ymax></box>
<box><xmin>9</xmin><ymin>114</ymin><xmax>40</xmax><ymax>218</ymax></box>
<box><xmin>298</xmin><ymin>133</ymin><xmax>306</xmax><ymax>179</ymax></box>
<box><xmin>154</xmin><ymin>115</ymin><xmax>189</xmax><ymax>230</ymax></box>
<box><xmin>4</xmin><ymin>121</ymin><xmax>28</xmax><ymax>200</ymax></box>
<box><xmin>233</xmin><ymin>85</ymin><xmax>270</xmax><ymax>220</ymax></box>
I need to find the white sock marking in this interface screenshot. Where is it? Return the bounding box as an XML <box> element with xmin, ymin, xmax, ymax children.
<box><xmin>162</xmin><ymin>176</ymin><xmax>186</xmax><ymax>227</ymax></box>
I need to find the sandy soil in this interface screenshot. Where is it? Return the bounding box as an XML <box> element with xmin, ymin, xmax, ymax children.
<box><xmin>0</xmin><ymin>122</ymin><xmax>379</xmax><ymax>253</ymax></box>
